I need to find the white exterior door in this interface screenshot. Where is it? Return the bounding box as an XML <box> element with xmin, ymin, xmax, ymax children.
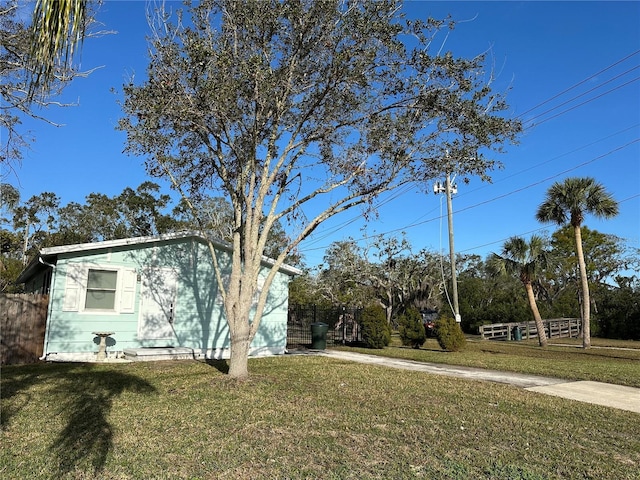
<box><xmin>138</xmin><ymin>268</ymin><xmax>177</xmax><ymax>340</ymax></box>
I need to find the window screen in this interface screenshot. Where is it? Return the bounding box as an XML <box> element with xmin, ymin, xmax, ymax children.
<box><xmin>85</xmin><ymin>269</ymin><xmax>118</xmax><ymax>310</ymax></box>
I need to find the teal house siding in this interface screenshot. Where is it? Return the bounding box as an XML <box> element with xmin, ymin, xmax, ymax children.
<box><xmin>18</xmin><ymin>233</ymin><xmax>299</xmax><ymax>362</ymax></box>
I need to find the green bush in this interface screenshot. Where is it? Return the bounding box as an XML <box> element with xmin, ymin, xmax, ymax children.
<box><xmin>434</xmin><ymin>315</ymin><xmax>467</xmax><ymax>352</ymax></box>
<box><xmin>398</xmin><ymin>307</ymin><xmax>426</xmax><ymax>349</ymax></box>
<box><xmin>360</xmin><ymin>305</ymin><xmax>391</xmax><ymax>349</ymax></box>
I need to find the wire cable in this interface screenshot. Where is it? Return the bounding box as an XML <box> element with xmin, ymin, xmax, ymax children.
<box><xmin>300</xmin><ymin>54</ymin><xmax>640</xmax><ymax>259</ymax></box>
<box><xmin>522</xmin><ymin>65</ymin><xmax>639</xmax><ymax>125</ymax></box>
<box><xmin>516</xmin><ymin>50</ymin><xmax>639</xmax><ymax>119</ymax></box>
<box><xmin>525</xmin><ymin>76</ymin><xmax>640</xmax><ymax>128</ymax></box>
<box><xmin>299</xmin><ymin>138</ymin><xmax>638</xmax><ymax>254</ymax></box>
<box><xmin>459</xmin><ymin>193</ymin><xmax>640</xmax><ymax>254</ymax></box>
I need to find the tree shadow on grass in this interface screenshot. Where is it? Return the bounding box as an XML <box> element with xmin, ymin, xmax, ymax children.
<box><xmin>46</xmin><ymin>365</ymin><xmax>156</xmax><ymax>478</ymax></box>
<box><xmin>204</xmin><ymin>359</ymin><xmax>229</xmax><ymax>374</ymax></box>
<box><xmin>2</xmin><ymin>363</ymin><xmax>157</xmax><ymax>478</ymax></box>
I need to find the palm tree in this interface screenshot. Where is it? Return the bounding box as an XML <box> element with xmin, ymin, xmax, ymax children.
<box><xmin>488</xmin><ymin>235</ymin><xmax>549</xmax><ymax>347</ymax></box>
<box><xmin>27</xmin><ymin>0</ymin><xmax>88</xmax><ymax>100</ymax></box>
<box><xmin>536</xmin><ymin>177</ymin><xmax>619</xmax><ymax>348</ymax></box>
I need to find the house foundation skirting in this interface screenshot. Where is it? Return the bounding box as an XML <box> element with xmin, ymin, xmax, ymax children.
<box><xmin>41</xmin><ymin>346</ymin><xmax>285</xmax><ymax>363</ymax></box>
<box><xmin>44</xmin><ymin>351</ymin><xmax>130</xmax><ymax>363</ymax></box>
<box><xmin>123</xmin><ymin>347</ymin><xmax>196</xmax><ymax>361</ymax></box>
<box><xmin>192</xmin><ymin>346</ymin><xmax>286</xmax><ymax>360</ymax></box>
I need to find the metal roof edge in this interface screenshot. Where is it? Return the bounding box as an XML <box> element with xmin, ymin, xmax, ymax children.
<box><xmin>38</xmin><ymin>231</ymin><xmax>214</xmax><ymax>255</ymax></box>
<box><xmin>18</xmin><ymin>231</ymin><xmax>301</xmax><ymax>282</ymax></box>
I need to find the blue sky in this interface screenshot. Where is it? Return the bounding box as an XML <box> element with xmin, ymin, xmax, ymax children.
<box><xmin>6</xmin><ymin>1</ymin><xmax>640</xmax><ymax>271</ymax></box>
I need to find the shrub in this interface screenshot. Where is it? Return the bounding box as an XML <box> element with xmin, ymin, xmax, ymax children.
<box><xmin>360</xmin><ymin>305</ymin><xmax>391</xmax><ymax>349</ymax></box>
<box><xmin>434</xmin><ymin>315</ymin><xmax>467</xmax><ymax>352</ymax></box>
<box><xmin>398</xmin><ymin>307</ymin><xmax>426</xmax><ymax>348</ymax></box>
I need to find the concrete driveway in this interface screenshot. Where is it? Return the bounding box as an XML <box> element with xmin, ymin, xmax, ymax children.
<box><xmin>304</xmin><ymin>349</ymin><xmax>640</xmax><ymax>414</ymax></box>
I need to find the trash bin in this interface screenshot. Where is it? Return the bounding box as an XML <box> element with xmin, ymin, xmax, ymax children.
<box><xmin>512</xmin><ymin>325</ymin><xmax>522</xmax><ymax>341</ymax></box>
<box><xmin>311</xmin><ymin>322</ymin><xmax>329</xmax><ymax>350</ymax></box>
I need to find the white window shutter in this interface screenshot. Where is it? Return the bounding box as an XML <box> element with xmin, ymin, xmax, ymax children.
<box><xmin>120</xmin><ymin>269</ymin><xmax>137</xmax><ymax>313</ymax></box>
<box><xmin>62</xmin><ymin>263</ymin><xmax>84</xmax><ymax>312</ymax></box>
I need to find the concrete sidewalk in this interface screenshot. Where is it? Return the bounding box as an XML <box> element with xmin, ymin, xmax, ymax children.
<box><xmin>302</xmin><ymin>349</ymin><xmax>640</xmax><ymax>414</ymax></box>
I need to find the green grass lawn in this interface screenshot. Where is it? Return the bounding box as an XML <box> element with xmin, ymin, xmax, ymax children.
<box><xmin>2</xmin><ymin>350</ymin><xmax>639</xmax><ymax>479</ymax></box>
<box><xmin>334</xmin><ymin>336</ymin><xmax>640</xmax><ymax>388</ymax></box>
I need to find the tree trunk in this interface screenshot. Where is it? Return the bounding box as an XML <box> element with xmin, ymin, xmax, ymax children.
<box><xmin>227</xmin><ymin>317</ymin><xmax>252</xmax><ymax>380</ymax></box>
<box><xmin>22</xmin><ymin>222</ymin><xmax>30</xmax><ymax>266</ymax></box>
<box><xmin>574</xmin><ymin>225</ymin><xmax>591</xmax><ymax>349</ymax></box>
<box><xmin>524</xmin><ymin>281</ymin><xmax>548</xmax><ymax>347</ymax></box>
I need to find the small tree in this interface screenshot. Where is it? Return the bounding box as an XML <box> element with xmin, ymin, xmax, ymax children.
<box><xmin>398</xmin><ymin>307</ymin><xmax>426</xmax><ymax>348</ymax></box>
<box><xmin>488</xmin><ymin>235</ymin><xmax>550</xmax><ymax>347</ymax></box>
<box><xmin>434</xmin><ymin>315</ymin><xmax>466</xmax><ymax>352</ymax></box>
<box><xmin>360</xmin><ymin>305</ymin><xmax>391</xmax><ymax>349</ymax></box>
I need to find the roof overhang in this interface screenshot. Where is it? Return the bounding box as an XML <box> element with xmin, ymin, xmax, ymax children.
<box><xmin>16</xmin><ymin>253</ymin><xmax>57</xmax><ymax>284</ymax></box>
<box><xmin>16</xmin><ymin>231</ymin><xmax>302</xmax><ymax>283</ymax></box>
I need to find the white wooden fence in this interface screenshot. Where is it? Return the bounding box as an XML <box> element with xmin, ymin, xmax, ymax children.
<box><xmin>479</xmin><ymin>318</ymin><xmax>580</xmax><ymax>341</ymax></box>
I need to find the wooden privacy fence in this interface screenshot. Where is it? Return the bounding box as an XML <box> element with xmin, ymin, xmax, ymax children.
<box><xmin>479</xmin><ymin>317</ymin><xmax>580</xmax><ymax>341</ymax></box>
<box><xmin>1</xmin><ymin>294</ymin><xmax>48</xmax><ymax>365</ymax></box>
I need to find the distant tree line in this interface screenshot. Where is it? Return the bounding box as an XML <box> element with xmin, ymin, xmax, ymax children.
<box><xmin>290</xmin><ymin>228</ymin><xmax>639</xmax><ymax>341</ymax></box>
<box><xmin>4</xmin><ymin>178</ymin><xmax>637</xmax><ymax>341</ymax></box>
<box><xmin>0</xmin><ymin>181</ymin><xmax>299</xmax><ymax>291</ymax></box>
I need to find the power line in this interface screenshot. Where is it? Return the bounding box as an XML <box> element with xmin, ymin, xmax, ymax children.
<box><xmin>523</xmin><ymin>66</ymin><xmax>639</xmax><ymax>124</ymax></box>
<box><xmin>516</xmin><ymin>50</ymin><xmax>640</xmax><ymax>119</ymax></box>
<box><xmin>449</xmin><ymin>139</ymin><xmax>639</xmax><ymax>218</ymax></box>
<box><xmin>299</xmin><ymin>138</ymin><xmax>638</xmax><ymax>254</ymax></box>
<box><xmin>426</xmin><ymin>124</ymin><xmax>639</xmax><ymax>207</ymax></box>
<box><xmin>301</xmin><ymin>183</ymin><xmax>415</xmax><ymax>247</ymax></box>
<box><xmin>303</xmin><ymin>123</ymin><xmax>639</xmax><ymax>252</ymax></box>
<box><xmin>458</xmin><ymin>226</ymin><xmax>549</xmax><ymax>254</ymax></box>
<box><xmin>304</xmin><ymin>58</ymin><xmax>639</xmax><ymax>249</ymax></box>
<box><xmin>525</xmin><ymin>76</ymin><xmax>640</xmax><ymax>128</ymax></box>
<box><xmin>300</xmin><ymin>54</ymin><xmax>640</xmax><ymax>259</ymax></box>
<box><xmin>459</xmin><ymin>193</ymin><xmax>640</xmax><ymax>254</ymax></box>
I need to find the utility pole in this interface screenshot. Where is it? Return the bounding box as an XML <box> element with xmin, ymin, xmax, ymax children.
<box><xmin>434</xmin><ymin>173</ymin><xmax>461</xmax><ymax>323</ymax></box>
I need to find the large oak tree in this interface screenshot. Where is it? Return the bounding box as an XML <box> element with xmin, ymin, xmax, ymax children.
<box><xmin>119</xmin><ymin>0</ymin><xmax>520</xmax><ymax>379</ymax></box>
